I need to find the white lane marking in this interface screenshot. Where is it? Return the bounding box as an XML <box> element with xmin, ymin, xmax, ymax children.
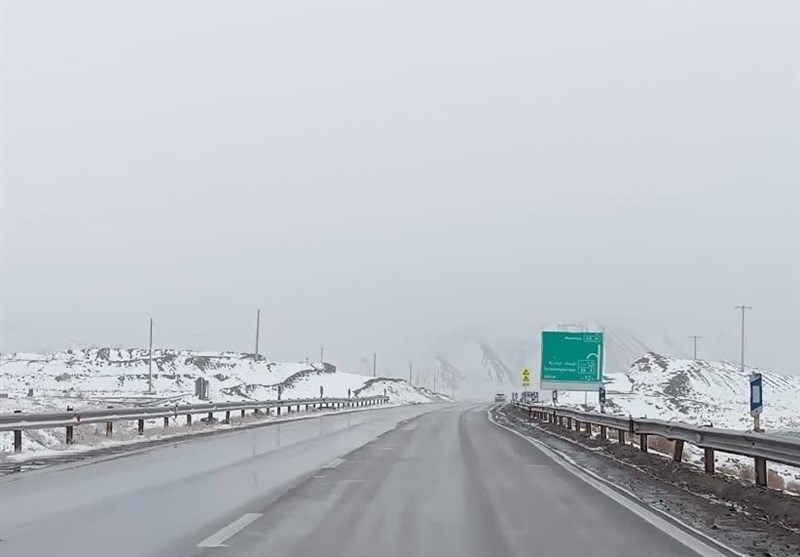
<box><xmin>323</xmin><ymin>458</ymin><xmax>345</xmax><ymax>469</ymax></box>
<box><xmin>313</xmin><ymin>475</ymin><xmax>326</xmax><ymax>479</ymax></box>
<box><xmin>340</xmin><ymin>479</ymin><xmax>365</xmax><ymax>483</ymax></box>
<box><xmin>197</xmin><ymin>513</ymin><xmax>263</xmax><ymax>548</ymax></box>
<box><xmin>486</xmin><ymin>409</ymin><xmax>743</xmax><ymax>557</ymax></box>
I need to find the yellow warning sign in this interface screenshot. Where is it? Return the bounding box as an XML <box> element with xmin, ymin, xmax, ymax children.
<box><xmin>521</xmin><ymin>367</ymin><xmax>531</xmax><ymax>387</ymax></box>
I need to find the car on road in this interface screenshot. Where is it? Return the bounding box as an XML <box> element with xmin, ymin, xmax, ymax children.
<box><xmin>494</xmin><ymin>393</ymin><xmax>507</xmax><ymax>403</ymax></box>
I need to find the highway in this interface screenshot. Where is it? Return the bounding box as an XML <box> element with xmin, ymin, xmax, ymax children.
<box><xmin>0</xmin><ymin>404</ymin><xmax>732</xmax><ymax>557</ymax></box>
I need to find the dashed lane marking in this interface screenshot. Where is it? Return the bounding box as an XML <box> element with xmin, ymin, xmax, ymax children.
<box><xmin>197</xmin><ymin>513</ymin><xmax>263</xmax><ymax>548</ymax></box>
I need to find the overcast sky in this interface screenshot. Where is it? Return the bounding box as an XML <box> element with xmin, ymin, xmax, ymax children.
<box><xmin>1</xmin><ymin>1</ymin><xmax>798</xmax><ymax>375</ymax></box>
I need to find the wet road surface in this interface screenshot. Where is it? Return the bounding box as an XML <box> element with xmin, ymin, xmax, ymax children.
<box><xmin>1</xmin><ymin>404</ymin><xmax>733</xmax><ymax>557</ymax></box>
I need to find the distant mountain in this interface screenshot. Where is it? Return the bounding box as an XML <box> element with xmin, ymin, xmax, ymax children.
<box><xmin>421</xmin><ymin>327</ymin><xmax>799</xmax><ymax>403</ymax></box>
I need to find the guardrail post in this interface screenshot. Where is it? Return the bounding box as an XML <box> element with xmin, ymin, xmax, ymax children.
<box><xmin>13</xmin><ymin>410</ymin><xmax>22</xmax><ymax>452</ymax></box>
<box><xmin>186</xmin><ymin>414</ymin><xmax>192</xmax><ymax>426</ymax></box>
<box><xmin>207</xmin><ymin>412</ymin><xmax>213</xmax><ymax>422</ymax></box>
<box><xmin>277</xmin><ymin>406</ymin><xmax>281</xmax><ymax>416</ymax></box>
<box><xmin>574</xmin><ymin>419</ymin><xmax>580</xmax><ymax>431</ymax></box>
<box><xmin>617</xmin><ymin>429</ymin><xmax>626</xmax><ymax>444</ymax></box>
<box><xmin>639</xmin><ymin>434</ymin><xmax>648</xmax><ymax>452</ymax></box>
<box><xmin>65</xmin><ymin>425</ymin><xmax>74</xmax><ymax>445</ymax></box>
<box><xmin>600</xmin><ymin>425</ymin><xmax>607</xmax><ymax>440</ymax></box>
<box><xmin>704</xmin><ymin>448</ymin><xmax>715</xmax><ymax>474</ymax></box>
<box><xmin>754</xmin><ymin>457</ymin><xmax>767</xmax><ymax>487</ymax></box>
<box><xmin>672</xmin><ymin>439</ymin><xmax>684</xmax><ymax>462</ymax></box>
<box><xmin>225</xmin><ymin>410</ymin><xmax>231</xmax><ymax>424</ymax></box>
<box><xmin>137</xmin><ymin>419</ymin><xmax>145</xmax><ymax>435</ymax></box>
<box><xmin>585</xmin><ymin>422</ymin><xmax>591</xmax><ymax>436</ymax></box>
<box><xmin>163</xmin><ymin>417</ymin><xmax>169</xmax><ymax>428</ymax></box>
<box><xmin>241</xmin><ymin>409</ymin><xmax>246</xmax><ymax>418</ymax></box>
<box><xmin>106</xmin><ymin>421</ymin><xmax>113</xmax><ymax>437</ymax></box>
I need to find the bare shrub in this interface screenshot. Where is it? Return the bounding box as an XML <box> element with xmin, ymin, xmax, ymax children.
<box><xmin>647</xmin><ymin>436</ymin><xmax>674</xmax><ymax>455</ymax></box>
<box><xmin>767</xmin><ymin>470</ymin><xmax>785</xmax><ymax>491</ymax></box>
<box><xmin>739</xmin><ymin>466</ymin><xmax>755</xmax><ymax>482</ymax></box>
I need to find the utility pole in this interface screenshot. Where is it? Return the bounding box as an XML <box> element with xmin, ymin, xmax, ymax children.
<box><xmin>320</xmin><ymin>346</ymin><xmax>324</xmax><ymax>363</ymax></box>
<box><xmin>735</xmin><ymin>305</ymin><xmax>756</xmax><ymax>429</ymax></box>
<box><xmin>433</xmin><ymin>370</ymin><xmax>436</xmax><ymax>393</ymax></box>
<box><xmin>148</xmin><ymin>318</ymin><xmax>154</xmax><ymax>394</ymax></box>
<box><xmin>373</xmin><ymin>353</ymin><xmax>377</xmax><ymax>378</ymax></box>
<box><xmin>688</xmin><ymin>336</ymin><xmax>701</xmax><ymax>360</ymax></box>
<box><xmin>735</xmin><ymin>305</ymin><xmax>752</xmax><ymax>373</ymax></box>
<box><xmin>254</xmin><ymin>309</ymin><xmax>261</xmax><ymax>362</ymax></box>
<box><xmin>409</xmin><ymin>362</ymin><xmax>412</xmax><ymax>385</ymax></box>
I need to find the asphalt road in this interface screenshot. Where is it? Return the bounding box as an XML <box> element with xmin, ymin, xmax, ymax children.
<box><xmin>0</xmin><ymin>404</ymin><xmax>732</xmax><ymax>557</ymax></box>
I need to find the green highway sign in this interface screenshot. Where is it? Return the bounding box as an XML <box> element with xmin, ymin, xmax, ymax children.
<box><xmin>540</xmin><ymin>331</ymin><xmax>604</xmax><ymax>391</ymax></box>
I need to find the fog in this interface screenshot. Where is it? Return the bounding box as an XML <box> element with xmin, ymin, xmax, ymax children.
<box><xmin>1</xmin><ymin>2</ymin><xmax>798</xmax><ymax>376</ymax></box>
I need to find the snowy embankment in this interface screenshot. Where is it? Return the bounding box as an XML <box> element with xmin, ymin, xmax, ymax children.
<box><xmin>552</xmin><ymin>353</ymin><xmax>800</xmax><ymax>487</ymax></box>
<box><xmin>0</xmin><ymin>348</ymin><xmax>450</xmax><ymax>456</ymax></box>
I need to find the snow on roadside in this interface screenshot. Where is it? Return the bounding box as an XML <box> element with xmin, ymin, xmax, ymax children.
<box><xmin>541</xmin><ymin>353</ymin><xmax>800</xmax><ymax>486</ymax></box>
<box><xmin>0</xmin><ymin>348</ymin><xmax>452</xmax><ymax>455</ymax></box>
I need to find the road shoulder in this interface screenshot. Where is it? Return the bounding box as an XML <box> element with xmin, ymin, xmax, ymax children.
<box><xmin>492</xmin><ymin>404</ymin><xmax>800</xmax><ymax>557</ymax></box>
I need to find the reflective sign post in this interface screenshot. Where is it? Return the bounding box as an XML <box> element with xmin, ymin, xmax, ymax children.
<box><xmin>750</xmin><ymin>373</ymin><xmax>763</xmax><ymax>431</ymax></box>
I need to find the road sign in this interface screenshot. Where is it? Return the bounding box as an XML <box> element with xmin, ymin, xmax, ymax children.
<box><xmin>750</xmin><ymin>373</ymin><xmax>763</xmax><ymax>416</ymax></box>
<box><xmin>521</xmin><ymin>367</ymin><xmax>531</xmax><ymax>387</ymax></box>
<box><xmin>540</xmin><ymin>331</ymin><xmax>603</xmax><ymax>391</ymax></box>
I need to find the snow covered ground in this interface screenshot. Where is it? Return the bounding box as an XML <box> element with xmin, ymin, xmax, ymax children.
<box><xmin>546</xmin><ymin>352</ymin><xmax>800</xmax><ymax>486</ymax></box>
<box><xmin>551</xmin><ymin>352</ymin><xmax>800</xmax><ymax>432</ymax></box>
<box><xmin>0</xmin><ymin>348</ymin><xmax>450</xmax><ymax>455</ymax></box>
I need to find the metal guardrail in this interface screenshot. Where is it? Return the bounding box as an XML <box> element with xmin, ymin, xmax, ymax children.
<box><xmin>1</xmin><ymin>395</ymin><xmax>389</xmax><ymax>452</ymax></box>
<box><xmin>512</xmin><ymin>402</ymin><xmax>800</xmax><ymax>487</ymax></box>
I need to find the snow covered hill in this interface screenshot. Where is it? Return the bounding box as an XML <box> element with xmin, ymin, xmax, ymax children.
<box><xmin>0</xmin><ymin>348</ymin><xmax>450</xmax><ymax>413</ymax></box>
<box><xmin>557</xmin><ymin>352</ymin><xmax>800</xmax><ymax>433</ymax></box>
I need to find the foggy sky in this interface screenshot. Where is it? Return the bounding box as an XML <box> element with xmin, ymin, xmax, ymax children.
<box><xmin>1</xmin><ymin>2</ymin><xmax>798</xmax><ymax>376</ymax></box>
